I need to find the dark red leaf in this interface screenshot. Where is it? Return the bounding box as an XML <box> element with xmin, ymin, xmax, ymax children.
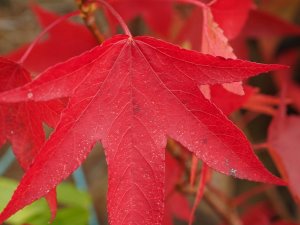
<box><xmin>164</xmin><ymin>152</ymin><xmax>190</xmax><ymax>225</ymax></box>
<box><xmin>107</xmin><ymin>0</ymin><xmax>173</xmax><ymax>36</ymax></box>
<box><xmin>238</xmin><ymin>202</ymin><xmax>299</xmax><ymax>225</ymax></box>
<box><xmin>243</xmin><ymin>9</ymin><xmax>300</xmax><ymax>38</ymax></box>
<box><xmin>164</xmin><ymin>193</ymin><xmax>191</xmax><ymax>225</ymax></box>
<box><xmin>274</xmin><ymin>49</ymin><xmax>300</xmax><ymax>112</ymax></box>
<box><xmin>0</xmin><ymin>57</ymin><xmax>63</xmax><ymax>170</ymax></box>
<box><xmin>230</xmin><ymin>9</ymin><xmax>300</xmax><ymax>59</ymax></box>
<box><xmin>6</xmin><ymin>4</ymin><xmax>98</xmax><ymax>73</ymax></box>
<box><xmin>210</xmin><ymin>85</ymin><xmax>256</xmax><ymax>115</ymax></box>
<box><xmin>268</xmin><ymin>115</ymin><xmax>300</xmax><ymax>203</ymax></box>
<box><xmin>0</xmin><ymin>57</ymin><xmax>65</xmax><ymax>220</ymax></box>
<box><xmin>241</xmin><ymin>202</ymin><xmax>277</xmax><ymax>225</ymax></box>
<box><xmin>176</xmin><ymin>7</ymin><xmax>203</xmax><ymax>52</ymax></box>
<box><xmin>210</xmin><ymin>0</ymin><xmax>253</xmax><ymax>39</ymax></box>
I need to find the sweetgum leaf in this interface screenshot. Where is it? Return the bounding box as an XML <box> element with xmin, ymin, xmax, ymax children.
<box><xmin>0</xmin><ymin>57</ymin><xmax>43</xmax><ymax>169</ymax></box>
<box><xmin>200</xmin><ymin>6</ymin><xmax>244</xmax><ymax>96</ymax></box>
<box><xmin>164</xmin><ymin>193</ymin><xmax>190</xmax><ymax>225</ymax></box>
<box><xmin>176</xmin><ymin>7</ymin><xmax>203</xmax><ymax>51</ymax></box>
<box><xmin>231</xmin><ymin>9</ymin><xmax>300</xmax><ymax>59</ymax></box>
<box><xmin>243</xmin><ymin>9</ymin><xmax>300</xmax><ymax>38</ymax></box>
<box><xmin>201</xmin><ymin>6</ymin><xmax>235</xmax><ymax>58</ymax></box>
<box><xmin>6</xmin><ymin>4</ymin><xmax>98</xmax><ymax>73</ymax></box>
<box><xmin>210</xmin><ymin>85</ymin><xmax>256</xmax><ymax>115</ymax></box>
<box><xmin>177</xmin><ymin>5</ymin><xmax>244</xmax><ymax>96</ymax></box>
<box><xmin>177</xmin><ymin>5</ymin><xmax>236</xmax><ymax>56</ymax></box>
<box><xmin>269</xmin><ymin>115</ymin><xmax>300</xmax><ymax>203</ymax></box>
<box><xmin>0</xmin><ymin>57</ymin><xmax>63</xmax><ymax>170</ymax></box>
<box><xmin>0</xmin><ymin>57</ymin><xmax>65</xmax><ymax>221</ymax></box>
<box><xmin>210</xmin><ymin>0</ymin><xmax>252</xmax><ymax>39</ymax></box>
<box><xmin>235</xmin><ymin>202</ymin><xmax>299</xmax><ymax>225</ymax></box>
<box><xmin>0</xmin><ymin>35</ymin><xmax>285</xmax><ymax>225</ymax></box>
<box><xmin>239</xmin><ymin>202</ymin><xmax>278</xmax><ymax>225</ymax></box>
<box><xmin>164</xmin><ymin>152</ymin><xmax>190</xmax><ymax>224</ymax></box>
<box><xmin>107</xmin><ymin>0</ymin><xmax>173</xmax><ymax>36</ymax></box>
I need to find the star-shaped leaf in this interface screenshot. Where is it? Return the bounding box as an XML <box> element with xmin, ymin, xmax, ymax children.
<box><xmin>0</xmin><ymin>35</ymin><xmax>285</xmax><ymax>224</ymax></box>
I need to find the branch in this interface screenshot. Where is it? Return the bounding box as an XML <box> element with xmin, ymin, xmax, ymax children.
<box><xmin>76</xmin><ymin>0</ymin><xmax>105</xmax><ymax>43</ymax></box>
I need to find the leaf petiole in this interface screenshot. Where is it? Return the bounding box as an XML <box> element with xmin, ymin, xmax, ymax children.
<box><xmin>86</xmin><ymin>0</ymin><xmax>132</xmax><ymax>38</ymax></box>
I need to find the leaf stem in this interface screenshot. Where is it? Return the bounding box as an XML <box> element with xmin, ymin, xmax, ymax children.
<box><xmin>180</xmin><ymin>185</ymin><xmax>242</xmax><ymax>225</ymax></box>
<box><xmin>86</xmin><ymin>0</ymin><xmax>132</xmax><ymax>38</ymax></box>
<box><xmin>204</xmin><ymin>189</ymin><xmax>242</xmax><ymax>225</ymax></box>
<box><xmin>189</xmin><ymin>163</ymin><xmax>210</xmax><ymax>225</ymax></box>
<box><xmin>76</xmin><ymin>0</ymin><xmax>105</xmax><ymax>43</ymax></box>
<box><xmin>190</xmin><ymin>155</ymin><xmax>199</xmax><ymax>186</ymax></box>
<box><xmin>18</xmin><ymin>10</ymin><xmax>81</xmax><ymax>65</ymax></box>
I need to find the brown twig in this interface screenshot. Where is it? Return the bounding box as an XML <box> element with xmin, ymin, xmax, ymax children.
<box><xmin>180</xmin><ymin>185</ymin><xmax>243</xmax><ymax>225</ymax></box>
<box><xmin>168</xmin><ymin>139</ymin><xmax>243</xmax><ymax>224</ymax></box>
<box><xmin>265</xmin><ymin>185</ymin><xmax>291</xmax><ymax>219</ymax></box>
<box><xmin>76</xmin><ymin>0</ymin><xmax>105</xmax><ymax>43</ymax></box>
<box><xmin>206</xmin><ymin>183</ymin><xmax>232</xmax><ymax>205</ymax></box>
<box><xmin>204</xmin><ymin>189</ymin><xmax>243</xmax><ymax>225</ymax></box>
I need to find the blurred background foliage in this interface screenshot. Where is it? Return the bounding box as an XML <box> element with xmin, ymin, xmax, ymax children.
<box><xmin>0</xmin><ymin>177</ymin><xmax>90</xmax><ymax>225</ymax></box>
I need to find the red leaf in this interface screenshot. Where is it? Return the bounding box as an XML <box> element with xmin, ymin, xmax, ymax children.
<box><xmin>274</xmin><ymin>49</ymin><xmax>300</xmax><ymax>112</ymax></box>
<box><xmin>165</xmin><ymin>152</ymin><xmax>182</xmax><ymax>197</ymax></box>
<box><xmin>0</xmin><ymin>57</ymin><xmax>65</xmax><ymax>220</ymax></box>
<box><xmin>243</xmin><ymin>9</ymin><xmax>300</xmax><ymax>38</ymax></box>
<box><xmin>176</xmin><ymin>7</ymin><xmax>204</xmax><ymax>52</ymax></box>
<box><xmin>45</xmin><ymin>189</ymin><xmax>57</xmax><ymax>223</ymax></box>
<box><xmin>231</xmin><ymin>9</ymin><xmax>300</xmax><ymax>59</ymax></box>
<box><xmin>164</xmin><ymin>152</ymin><xmax>190</xmax><ymax>224</ymax></box>
<box><xmin>189</xmin><ymin>163</ymin><xmax>210</xmax><ymax>225</ymax></box>
<box><xmin>268</xmin><ymin>115</ymin><xmax>300</xmax><ymax>203</ymax></box>
<box><xmin>0</xmin><ymin>57</ymin><xmax>63</xmax><ymax>170</ymax></box>
<box><xmin>190</xmin><ymin>155</ymin><xmax>198</xmax><ymax>186</ymax></box>
<box><xmin>6</xmin><ymin>4</ymin><xmax>98</xmax><ymax>73</ymax></box>
<box><xmin>107</xmin><ymin>0</ymin><xmax>173</xmax><ymax>35</ymax></box>
<box><xmin>164</xmin><ymin>193</ymin><xmax>191</xmax><ymax>225</ymax></box>
<box><xmin>176</xmin><ymin>5</ymin><xmax>245</xmax><ymax>96</ymax></box>
<box><xmin>210</xmin><ymin>85</ymin><xmax>256</xmax><ymax>115</ymax></box>
<box><xmin>0</xmin><ymin>35</ymin><xmax>285</xmax><ymax>224</ymax></box>
<box><xmin>177</xmin><ymin>5</ymin><xmax>236</xmax><ymax>56</ymax></box>
<box><xmin>210</xmin><ymin>0</ymin><xmax>253</xmax><ymax>39</ymax></box>
<box><xmin>199</xmin><ymin>6</ymin><xmax>245</xmax><ymax>96</ymax></box>
<box><xmin>239</xmin><ymin>202</ymin><xmax>299</xmax><ymax>225</ymax></box>
<box><xmin>273</xmin><ymin>222</ymin><xmax>300</xmax><ymax>225</ymax></box>
<box><xmin>241</xmin><ymin>202</ymin><xmax>277</xmax><ymax>225</ymax></box>
<box><xmin>201</xmin><ymin>6</ymin><xmax>236</xmax><ymax>58</ymax></box>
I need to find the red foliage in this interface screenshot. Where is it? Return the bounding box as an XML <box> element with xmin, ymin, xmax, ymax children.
<box><xmin>0</xmin><ymin>0</ymin><xmax>299</xmax><ymax>224</ymax></box>
<box><xmin>0</xmin><ymin>34</ymin><xmax>285</xmax><ymax>224</ymax></box>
